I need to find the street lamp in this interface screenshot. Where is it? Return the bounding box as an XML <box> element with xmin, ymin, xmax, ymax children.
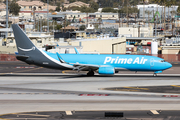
<box><xmin>40</xmin><ymin>16</ymin><xmax>42</xmax><ymax>32</ymax></box>
<box><xmin>118</xmin><ymin>5</ymin><xmax>121</xmax><ymax>27</ymax></box>
<box><xmin>47</xmin><ymin>0</ymin><xmax>49</xmax><ymax>33</ymax></box>
<box><xmin>33</xmin><ymin>6</ymin><xmax>36</xmax><ymax>31</ymax></box>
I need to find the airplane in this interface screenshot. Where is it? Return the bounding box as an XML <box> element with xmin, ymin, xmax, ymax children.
<box><xmin>12</xmin><ymin>24</ymin><xmax>172</xmax><ymax>76</ymax></box>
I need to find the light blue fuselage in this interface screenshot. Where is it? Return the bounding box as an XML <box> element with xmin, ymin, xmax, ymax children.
<box><xmin>45</xmin><ymin>52</ymin><xmax>172</xmax><ymax>72</ymax></box>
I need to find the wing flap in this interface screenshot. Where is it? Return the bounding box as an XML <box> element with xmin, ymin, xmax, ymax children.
<box><xmin>72</xmin><ymin>63</ymin><xmax>99</xmax><ymax>71</ymax></box>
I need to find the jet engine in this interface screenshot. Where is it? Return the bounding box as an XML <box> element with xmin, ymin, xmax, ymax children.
<box><xmin>98</xmin><ymin>67</ymin><xmax>115</xmax><ymax>75</ymax></box>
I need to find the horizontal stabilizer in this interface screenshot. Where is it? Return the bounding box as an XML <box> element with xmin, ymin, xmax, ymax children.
<box><xmin>16</xmin><ymin>55</ymin><xmax>29</xmax><ymax>61</ymax></box>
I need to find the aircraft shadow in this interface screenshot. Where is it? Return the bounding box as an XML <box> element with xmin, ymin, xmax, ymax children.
<box><xmin>1</xmin><ymin>74</ymin><xmax>180</xmax><ymax>79</ymax></box>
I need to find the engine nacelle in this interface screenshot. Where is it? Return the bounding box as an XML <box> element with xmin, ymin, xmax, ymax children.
<box><xmin>98</xmin><ymin>67</ymin><xmax>115</xmax><ymax>75</ymax></box>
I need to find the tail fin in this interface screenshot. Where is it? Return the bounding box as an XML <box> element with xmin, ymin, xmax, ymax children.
<box><xmin>12</xmin><ymin>24</ymin><xmax>37</xmax><ymax>55</ymax></box>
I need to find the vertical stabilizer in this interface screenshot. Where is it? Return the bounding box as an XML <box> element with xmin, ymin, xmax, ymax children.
<box><xmin>12</xmin><ymin>24</ymin><xmax>37</xmax><ymax>55</ymax></box>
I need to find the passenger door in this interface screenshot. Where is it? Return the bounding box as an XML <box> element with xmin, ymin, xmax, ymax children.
<box><xmin>150</xmin><ymin>58</ymin><xmax>154</xmax><ymax>69</ymax></box>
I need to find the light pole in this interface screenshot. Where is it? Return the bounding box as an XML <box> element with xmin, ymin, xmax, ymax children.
<box><xmin>37</xmin><ymin>16</ymin><xmax>39</xmax><ymax>32</ymax></box>
<box><xmin>38</xmin><ymin>2</ymin><xmax>40</xmax><ymax>32</ymax></box>
<box><xmin>53</xmin><ymin>20</ymin><xmax>54</xmax><ymax>32</ymax></box>
<box><xmin>6</xmin><ymin>0</ymin><xmax>8</xmax><ymax>38</ymax></box>
<box><xmin>118</xmin><ymin>5</ymin><xmax>121</xmax><ymax>27</ymax></box>
<box><xmin>47</xmin><ymin>0</ymin><xmax>49</xmax><ymax>32</ymax></box>
<box><xmin>40</xmin><ymin>16</ymin><xmax>42</xmax><ymax>32</ymax></box>
<box><xmin>33</xmin><ymin>6</ymin><xmax>36</xmax><ymax>31</ymax></box>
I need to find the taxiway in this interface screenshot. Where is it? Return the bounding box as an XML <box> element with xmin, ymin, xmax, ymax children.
<box><xmin>0</xmin><ymin>61</ymin><xmax>180</xmax><ymax>119</ymax></box>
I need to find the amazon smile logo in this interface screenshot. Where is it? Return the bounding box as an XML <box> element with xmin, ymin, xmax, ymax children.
<box><xmin>18</xmin><ymin>47</ymin><xmax>35</xmax><ymax>51</ymax></box>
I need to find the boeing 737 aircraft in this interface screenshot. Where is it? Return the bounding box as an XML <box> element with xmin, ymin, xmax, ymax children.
<box><xmin>12</xmin><ymin>24</ymin><xmax>172</xmax><ymax>76</ymax></box>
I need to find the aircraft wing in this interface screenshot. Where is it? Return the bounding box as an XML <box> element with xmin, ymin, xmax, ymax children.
<box><xmin>56</xmin><ymin>52</ymin><xmax>99</xmax><ymax>71</ymax></box>
<box><xmin>71</xmin><ymin>63</ymin><xmax>99</xmax><ymax>71</ymax></box>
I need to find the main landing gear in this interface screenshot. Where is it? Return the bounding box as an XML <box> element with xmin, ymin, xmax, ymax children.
<box><xmin>87</xmin><ymin>70</ymin><xmax>94</xmax><ymax>76</ymax></box>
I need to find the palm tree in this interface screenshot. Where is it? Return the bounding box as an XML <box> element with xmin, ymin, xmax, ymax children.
<box><xmin>153</xmin><ymin>0</ymin><xmax>175</xmax><ymax>35</ymax></box>
<box><xmin>145</xmin><ymin>10</ymin><xmax>152</xmax><ymax>27</ymax></box>
<box><xmin>171</xmin><ymin>10</ymin><xmax>176</xmax><ymax>35</ymax></box>
<box><xmin>166</xmin><ymin>1</ymin><xmax>171</xmax><ymax>22</ymax></box>
<box><xmin>154</xmin><ymin>0</ymin><xmax>170</xmax><ymax>35</ymax></box>
<box><xmin>126</xmin><ymin>0</ymin><xmax>129</xmax><ymax>27</ymax></box>
<box><xmin>169</xmin><ymin>0</ymin><xmax>176</xmax><ymax>35</ymax></box>
<box><xmin>97</xmin><ymin>17</ymin><xmax>102</xmax><ymax>32</ymax></box>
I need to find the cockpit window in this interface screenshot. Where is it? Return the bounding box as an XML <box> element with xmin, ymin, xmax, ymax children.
<box><xmin>159</xmin><ymin>60</ymin><xmax>165</xmax><ymax>62</ymax></box>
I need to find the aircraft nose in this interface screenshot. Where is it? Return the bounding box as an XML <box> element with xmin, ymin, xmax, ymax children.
<box><xmin>166</xmin><ymin>62</ymin><xmax>172</xmax><ymax>69</ymax></box>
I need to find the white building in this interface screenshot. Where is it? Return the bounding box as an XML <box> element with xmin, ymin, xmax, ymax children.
<box><xmin>119</xmin><ymin>27</ymin><xmax>153</xmax><ymax>37</ymax></box>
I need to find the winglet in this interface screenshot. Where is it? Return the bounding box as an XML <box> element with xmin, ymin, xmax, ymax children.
<box><xmin>56</xmin><ymin>52</ymin><xmax>67</xmax><ymax>63</ymax></box>
<box><xmin>74</xmin><ymin>47</ymin><xmax>80</xmax><ymax>54</ymax></box>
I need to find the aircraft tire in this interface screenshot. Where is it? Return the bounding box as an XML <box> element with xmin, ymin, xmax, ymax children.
<box><xmin>87</xmin><ymin>71</ymin><xmax>94</xmax><ymax>76</ymax></box>
<box><xmin>153</xmin><ymin>73</ymin><xmax>157</xmax><ymax>77</ymax></box>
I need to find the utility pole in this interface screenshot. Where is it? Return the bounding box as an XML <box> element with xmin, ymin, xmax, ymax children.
<box><xmin>86</xmin><ymin>12</ymin><xmax>88</xmax><ymax>28</ymax></box>
<box><xmin>64</xmin><ymin>15</ymin><xmax>66</xmax><ymax>33</ymax></box>
<box><xmin>53</xmin><ymin>20</ymin><xmax>54</xmax><ymax>32</ymax></box>
<box><xmin>155</xmin><ymin>17</ymin><xmax>157</xmax><ymax>37</ymax></box>
<box><xmin>153</xmin><ymin>9</ymin><xmax>155</xmax><ymax>36</ymax></box>
<box><xmin>143</xmin><ymin>0</ymin><xmax>145</xmax><ymax>25</ymax></box>
<box><xmin>164</xmin><ymin>4</ymin><xmax>166</xmax><ymax>35</ymax></box>
<box><xmin>126</xmin><ymin>0</ymin><xmax>129</xmax><ymax>27</ymax></box>
<box><xmin>138</xmin><ymin>21</ymin><xmax>140</xmax><ymax>37</ymax></box>
<box><xmin>6</xmin><ymin>0</ymin><xmax>8</xmax><ymax>38</ymax></box>
<box><xmin>33</xmin><ymin>7</ymin><xmax>36</xmax><ymax>31</ymax></box>
<box><xmin>118</xmin><ymin>5</ymin><xmax>121</xmax><ymax>27</ymax></box>
<box><xmin>38</xmin><ymin>6</ymin><xmax>39</xmax><ymax>32</ymax></box>
<box><xmin>172</xmin><ymin>18</ymin><xmax>174</xmax><ymax>36</ymax></box>
<box><xmin>47</xmin><ymin>0</ymin><xmax>49</xmax><ymax>32</ymax></box>
<box><xmin>40</xmin><ymin>16</ymin><xmax>42</xmax><ymax>32</ymax></box>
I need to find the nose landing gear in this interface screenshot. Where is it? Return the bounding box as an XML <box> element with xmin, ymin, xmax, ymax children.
<box><xmin>153</xmin><ymin>71</ymin><xmax>162</xmax><ymax>76</ymax></box>
<box><xmin>153</xmin><ymin>73</ymin><xmax>157</xmax><ymax>77</ymax></box>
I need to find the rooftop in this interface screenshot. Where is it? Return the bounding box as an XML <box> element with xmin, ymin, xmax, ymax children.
<box><xmin>16</xmin><ymin>1</ymin><xmax>45</xmax><ymax>6</ymax></box>
<box><xmin>0</xmin><ymin>3</ymin><xmax>5</xmax><ymax>10</ymax></box>
<box><xmin>64</xmin><ymin>1</ymin><xmax>89</xmax><ymax>8</ymax></box>
<box><xmin>126</xmin><ymin>37</ymin><xmax>163</xmax><ymax>40</ymax></box>
<box><xmin>62</xmin><ymin>25</ymin><xmax>78</xmax><ymax>30</ymax></box>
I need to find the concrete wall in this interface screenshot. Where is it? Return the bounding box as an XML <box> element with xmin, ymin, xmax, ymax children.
<box><xmin>0</xmin><ymin>46</ymin><xmax>17</xmax><ymax>54</ymax></box>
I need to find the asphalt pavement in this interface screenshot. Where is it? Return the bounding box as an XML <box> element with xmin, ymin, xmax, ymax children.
<box><xmin>1</xmin><ymin>61</ymin><xmax>180</xmax><ymax>119</ymax></box>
